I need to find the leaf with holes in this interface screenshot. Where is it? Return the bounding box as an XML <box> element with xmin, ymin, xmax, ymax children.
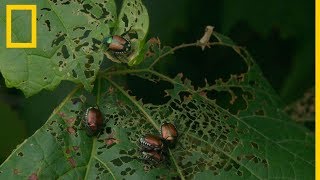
<box><xmin>0</xmin><ymin>32</ymin><xmax>314</xmax><ymax>179</ymax></box>
<box><xmin>104</xmin><ymin>0</ymin><xmax>149</xmax><ymax>65</ymax></box>
<box><xmin>0</xmin><ymin>0</ymin><xmax>148</xmax><ymax>97</ymax></box>
<box><xmin>0</xmin><ymin>0</ymin><xmax>117</xmax><ymax>96</ymax></box>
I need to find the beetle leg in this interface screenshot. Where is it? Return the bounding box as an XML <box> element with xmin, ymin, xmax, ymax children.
<box><xmin>121</xmin><ymin>26</ymin><xmax>133</xmax><ymax>36</ymax></box>
<box><xmin>115</xmin><ymin>53</ymin><xmax>129</xmax><ymax>63</ymax></box>
<box><xmin>113</xmin><ymin>52</ymin><xmax>121</xmax><ymax>61</ymax></box>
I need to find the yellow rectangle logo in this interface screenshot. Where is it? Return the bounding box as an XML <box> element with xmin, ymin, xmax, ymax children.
<box><xmin>6</xmin><ymin>5</ymin><xmax>37</xmax><ymax>48</ymax></box>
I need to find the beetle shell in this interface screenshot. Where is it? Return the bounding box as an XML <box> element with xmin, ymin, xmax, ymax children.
<box><xmin>139</xmin><ymin>134</ymin><xmax>163</xmax><ymax>151</ymax></box>
<box><xmin>84</xmin><ymin>107</ymin><xmax>103</xmax><ymax>136</ymax></box>
<box><xmin>160</xmin><ymin>122</ymin><xmax>178</xmax><ymax>144</ymax></box>
<box><xmin>141</xmin><ymin>150</ymin><xmax>165</xmax><ymax>163</ymax></box>
<box><xmin>103</xmin><ymin>35</ymin><xmax>131</xmax><ymax>54</ymax></box>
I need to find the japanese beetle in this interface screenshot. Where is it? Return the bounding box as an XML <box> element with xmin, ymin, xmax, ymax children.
<box><xmin>83</xmin><ymin>107</ymin><xmax>104</xmax><ymax>136</ymax></box>
<box><xmin>139</xmin><ymin>134</ymin><xmax>164</xmax><ymax>151</ymax></box>
<box><xmin>102</xmin><ymin>35</ymin><xmax>131</xmax><ymax>54</ymax></box>
<box><xmin>160</xmin><ymin>122</ymin><xmax>178</xmax><ymax>145</ymax></box>
<box><xmin>141</xmin><ymin>150</ymin><xmax>165</xmax><ymax>164</ymax></box>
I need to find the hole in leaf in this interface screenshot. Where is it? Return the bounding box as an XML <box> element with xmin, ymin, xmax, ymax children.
<box><xmin>111</xmin><ymin>158</ymin><xmax>123</xmax><ymax>166</ymax></box>
<box><xmin>73</xmin><ymin>26</ymin><xmax>85</xmax><ymax>31</ymax></box>
<box><xmin>41</xmin><ymin>8</ymin><xmax>51</xmax><ymax>11</ymax></box>
<box><xmin>45</xmin><ymin>20</ymin><xmax>51</xmax><ymax>31</ymax></box>
<box><xmin>84</xmin><ymin>70</ymin><xmax>94</xmax><ymax>78</ymax></box>
<box><xmin>129</xmin><ymin>169</ymin><xmax>136</xmax><ymax>175</ymax></box>
<box><xmin>75</xmin><ymin>42</ymin><xmax>89</xmax><ymax>51</ymax></box>
<box><xmin>79</xmin><ymin>30</ymin><xmax>91</xmax><ymax>40</ymax></box>
<box><xmin>128</xmin><ymin>31</ymin><xmax>139</xmax><ymax>39</ymax></box>
<box><xmin>62</xmin><ymin>1</ymin><xmax>70</xmax><ymax>5</ymax></box>
<box><xmin>52</xmin><ymin>32</ymin><xmax>67</xmax><ymax>47</ymax></box>
<box><xmin>206</xmin><ymin>87</ymin><xmax>250</xmax><ymax>114</ymax></box>
<box><xmin>72</xmin><ymin>70</ymin><xmax>78</xmax><ymax>78</ymax></box>
<box><xmin>262</xmin><ymin>159</ymin><xmax>268</xmax><ymax>167</ymax></box>
<box><xmin>92</xmin><ymin>38</ymin><xmax>101</xmax><ymax>52</ymax></box>
<box><xmin>120</xmin><ymin>156</ymin><xmax>132</xmax><ymax>163</ymax></box>
<box><xmin>237</xmin><ymin>170</ymin><xmax>243</xmax><ymax>176</ymax></box>
<box><xmin>250</xmin><ymin>142</ymin><xmax>259</xmax><ymax>149</ymax></box>
<box><xmin>105</xmin><ymin>127</ymin><xmax>112</xmax><ymax>134</ymax></box>
<box><xmin>98</xmin><ymin>167</ymin><xmax>104</xmax><ymax>172</ymax></box>
<box><xmin>95</xmin><ymin>163</ymin><xmax>100</xmax><ymax>168</ymax></box>
<box><xmin>62</xmin><ymin>45</ymin><xmax>70</xmax><ymax>59</ymax></box>
<box><xmin>128</xmin><ymin>149</ymin><xmax>136</xmax><ymax>155</ymax></box>
<box><xmin>121</xmin><ymin>14</ymin><xmax>129</xmax><ymax>28</ymax></box>
<box><xmin>81</xmin><ymin>4</ymin><xmax>93</xmax><ymax>14</ymax></box>
<box><xmin>85</xmin><ymin>55</ymin><xmax>94</xmax><ymax>68</ymax></box>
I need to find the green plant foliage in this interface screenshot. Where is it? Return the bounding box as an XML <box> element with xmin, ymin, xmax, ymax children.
<box><xmin>0</xmin><ymin>32</ymin><xmax>314</xmax><ymax>179</ymax></box>
<box><xmin>114</xmin><ymin>0</ymin><xmax>149</xmax><ymax>66</ymax></box>
<box><xmin>0</xmin><ymin>0</ymin><xmax>149</xmax><ymax>97</ymax></box>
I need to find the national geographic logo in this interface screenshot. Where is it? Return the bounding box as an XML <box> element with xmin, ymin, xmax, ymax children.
<box><xmin>6</xmin><ymin>5</ymin><xmax>37</xmax><ymax>48</ymax></box>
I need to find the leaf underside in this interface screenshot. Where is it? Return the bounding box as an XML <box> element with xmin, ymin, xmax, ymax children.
<box><xmin>0</xmin><ymin>32</ymin><xmax>314</xmax><ymax>179</ymax></box>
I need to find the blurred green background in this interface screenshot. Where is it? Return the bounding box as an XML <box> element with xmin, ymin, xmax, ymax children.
<box><xmin>0</xmin><ymin>0</ymin><xmax>314</xmax><ymax>163</ymax></box>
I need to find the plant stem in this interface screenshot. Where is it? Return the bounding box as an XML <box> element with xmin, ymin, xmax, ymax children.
<box><xmin>149</xmin><ymin>41</ymin><xmax>223</xmax><ymax>68</ymax></box>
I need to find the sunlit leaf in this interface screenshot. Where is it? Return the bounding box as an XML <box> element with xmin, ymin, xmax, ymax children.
<box><xmin>0</xmin><ymin>0</ymin><xmax>117</xmax><ymax>96</ymax></box>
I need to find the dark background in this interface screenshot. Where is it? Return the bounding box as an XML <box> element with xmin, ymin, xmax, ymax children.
<box><xmin>0</xmin><ymin>0</ymin><xmax>314</xmax><ymax>163</ymax></box>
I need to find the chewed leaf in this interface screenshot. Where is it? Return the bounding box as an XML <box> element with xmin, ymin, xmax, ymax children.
<box><xmin>0</xmin><ymin>0</ymin><xmax>117</xmax><ymax>96</ymax></box>
<box><xmin>112</xmin><ymin>0</ymin><xmax>149</xmax><ymax>65</ymax></box>
<box><xmin>0</xmin><ymin>31</ymin><xmax>314</xmax><ymax>179</ymax></box>
<box><xmin>115</xmin><ymin>0</ymin><xmax>149</xmax><ymax>42</ymax></box>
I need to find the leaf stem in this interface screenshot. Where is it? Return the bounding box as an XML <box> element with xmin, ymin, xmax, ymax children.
<box><xmin>95</xmin><ymin>157</ymin><xmax>117</xmax><ymax>179</ymax></box>
<box><xmin>149</xmin><ymin>41</ymin><xmax>223</xmax><ymax>68</ymax></box>
<box><xmin>168</xmin><ymin>150</ymin><xmax>185</xmax><ymax>180</ymax></box>
<box><xmin>84</xmin><ymin>138</ymin><xmax>97</xmax><ymax>180</ymax></box>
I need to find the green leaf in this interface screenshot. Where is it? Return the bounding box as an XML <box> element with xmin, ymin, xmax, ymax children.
<box><xmin>0</xmin><ymin>32</ymin><xmax>314</xmax><ymax>179</ymax></box>
<box><xmin>0</xmin><ymin>0</ymin><xmax>117</xmax><ymax>97</ymax></box>
<box><xmin>106</xmin><ymin>0</ymin><xmax>149</xmax><ymax>65</ymax></box>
